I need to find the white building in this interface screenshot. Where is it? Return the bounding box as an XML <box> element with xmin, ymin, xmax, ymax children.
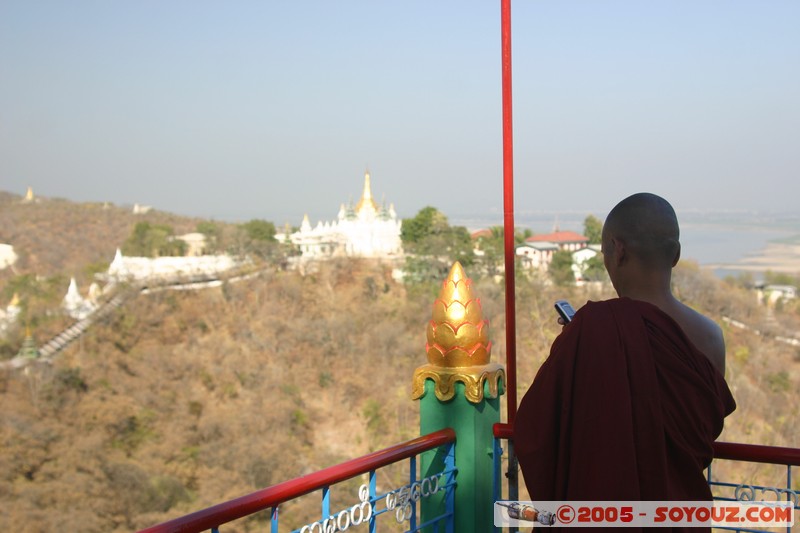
<box><xmin>105</xmin><ymin>249</ymin><xmax>237</xmax><ymax>283</ymax></box>
<box><xmin>176</xmin><ymin>233</ymin><xmax>207</xmax><ymax>256</ymax></box>
<box><xmin>516</xmin><ymin>242</ymin><xmax>559</xmax><ymax>272</ymax></box>
<box><xmin>760</xmin><ymin>284</ymin><xmax>797</xmax><ymax>305</ymax></box>
<box><xmin>571</xmin><ymin>244</ymin><xmax>603</xmax><ymax>283</ymax></box>
<box><xmin>289</xmin><ymin>171</ymin><xmax>402</xmax><ymax>260</ymax></box>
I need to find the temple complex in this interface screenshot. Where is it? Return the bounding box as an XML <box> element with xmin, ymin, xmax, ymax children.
<box><xmin>287</xmin><ymin>171</ymin><xmax>403</xmax><ymax>260</ymax></box>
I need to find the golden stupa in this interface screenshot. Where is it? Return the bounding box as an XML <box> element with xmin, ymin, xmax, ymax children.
<box><xmin>354</xmin><ymin>170</ymin><xmax>378</xmax><ymax>214</ymax></box>
<box><xmin>412</xmin><ymin>262</ymin><xmax>505</xmax><ymax>403</ymax></box>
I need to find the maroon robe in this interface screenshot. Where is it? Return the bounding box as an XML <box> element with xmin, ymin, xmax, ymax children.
<box><xmin>514</xmin><ymin>298</ymin><xmax>735</xmax><ymax>527</ymax></box>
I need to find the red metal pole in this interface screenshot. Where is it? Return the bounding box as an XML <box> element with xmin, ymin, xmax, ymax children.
<box><xmin>501</xmin><ymin>0</ymin><xmax>517</xmax><ymax>424</ymax></box>
<box><xmin>501</xmin><ymin>0</ymin><xmax>520</xmax><ymax>510</ymax></box>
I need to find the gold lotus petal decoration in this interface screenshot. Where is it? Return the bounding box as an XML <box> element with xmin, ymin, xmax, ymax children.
<box><xmin>431</xmin><ymin>301</ymin><xmax>448</xmax><ymax>324</ymax></box>
<box><xmin>443</xmin><ymin>300</ymin><xmax>467</xmax><ymax>323</ymax></box>
<box><xmin>432</xmin><ymin>322</ymin><xmax>457</xmax><ymax>347</ymax></box>
<box><xmin>424</xmin><ymin>344</ymin><xmax>492</xmax><ymax>367</ymax></box>
<box><xmin>413</xmin><ymin>262</ymin><xmax>505</xmax><ymax>404</ymax></box>
<box><xmin>425</xmin><ymin>321</ymin><xmax>436</xmax><ymax>345</ymax></box>
<box><xmin>423</xmin><ymin>262</ymin><xmax>491</xmax><ymax>367</ymax></box>
<box><xmin>463</xmin><ymin>299</ymin><xmax>483</xmax><ymax>324</ymax></box>
<box><xmin>453</xmin><ymin>322</ymin><xmax>480</xmax><ymax>348</ymax></box>
<box><xmin>477</xmin><ymin>322</ymin><xmax>489</xmax><ymax>345</ymax></box>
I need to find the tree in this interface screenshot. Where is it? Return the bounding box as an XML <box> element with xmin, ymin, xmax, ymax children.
<box><xmin>1</xmin><ymin>273</ymin><xmax>66</xmax><ymax>334</ymax></box>
<box><xmin>549</xmin><ymin>249</ymin><xmax>575</xmax><ymax>286</ymax></box>
<box><xmin>196</xmin><ymin>221</ymin><xmax>222</xmax><ymax>253</ymax></box>
<box><xmin>122</xmin><ymin>222</ymin><xmax>186</xmax><ymax>257</ymax></box>
<box><xmin>401</xmin><ymin>206</ymin><xmax>449</xmax><ymax>245</ymax></box>
<box><xmin>401</xmin><ymin>207</ymin><xmax>472</xmax><ymax>264</ymax></box>
<box><xmin>473</xmin><ymin>227</ymin><xmax>505</xmax><ymax>277</ymax></box>
<box><xmin>764</xmin><ymin>270</ymin><xmax>799</xmax><ymax>287</ymax></box>
<box><xmin>240</xmin><ymin>220</ymin><xmax>276</xmax><ymax>242</ymax></box>
<box><xmin>583</xmin><ymin>214</ymin><xmax>603</xmax><ymax>244</ymax></box>
<box><xmin>581</xmin><ymin>254</ymin><xmax>608</xmax><ymax>282</ymax></box>
<box><xmin>401</xmin><ymin>207</ymin><xmax>475</xmax><ymax>288</ymax></box>
<box><xmin>231</xmin><ymin>219</ymin><xmax>290</xmax><ymax>262</ymax></box>
<box><xmin>516</xmin><ymin>228</ymin><xmax>533</xmax><ymax>244</ymax></box>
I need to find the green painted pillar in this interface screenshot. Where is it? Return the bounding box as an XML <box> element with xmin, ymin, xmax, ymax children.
<box><xmin>412</xmin><ymin>262</ymin><xmax>505</xmax><ymax>533</ymax></box>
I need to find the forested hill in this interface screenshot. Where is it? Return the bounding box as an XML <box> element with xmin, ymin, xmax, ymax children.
<box><xmin>0</xmin><ymin>193</ymin><xmax>798</xmax><ymax>532</ymax></box>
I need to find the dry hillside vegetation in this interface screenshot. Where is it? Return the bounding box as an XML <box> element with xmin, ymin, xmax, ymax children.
<box><xmin>0</xmin><ymin>191</ymin><xmax>203</xmax><ymax>282</ymax></box>
<box><xmin>0</xmin><ymin>194</ymin><xmax>798</xmax><ymax>532</ymax></box>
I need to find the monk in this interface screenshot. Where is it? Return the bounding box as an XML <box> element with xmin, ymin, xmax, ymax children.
<box><xmin>514</xmin><ymin>193</ymin><xmax>736</xmax><ymax>512</ymax></box>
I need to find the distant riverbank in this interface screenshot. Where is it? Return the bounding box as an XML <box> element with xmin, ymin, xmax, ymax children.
<box><xmin>680</xmin><ymin>215</ymin><xmax>800</xmax><ymax>278</ymax></box>
<box><xmin>679</xmin><ymin>222</ymin><xmax>799</xmax><ymax>278</ymax></box>
<box><xmin>704</xmin><ymin>241</ymin><xmax>800</xmax><ymax>276</ymax></box>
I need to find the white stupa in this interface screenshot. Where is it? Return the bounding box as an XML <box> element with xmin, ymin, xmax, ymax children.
<box><xmin>290</xmin><ymin>171</ymin><xmax>402</xmax><ymax>259</ymax></box>
<box><xmin>0</xmin><ymin>243</ymin><xmax>17</xmax><ymax>270</ymax></box>
<box><xmin>0</xmin><ymin>294</ymin><xmax>21</xmax><ymax>336</ymax></box>
<box><xmin>62</xmin><ymin>277</ymin><xmax>98</xmax><ymax>320</ymax></box>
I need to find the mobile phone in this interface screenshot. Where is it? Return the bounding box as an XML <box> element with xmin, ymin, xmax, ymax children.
<box><xmin>554</xmin><ymin>300</ymin><xmax>576</xmax><ymax>323</ymax></box>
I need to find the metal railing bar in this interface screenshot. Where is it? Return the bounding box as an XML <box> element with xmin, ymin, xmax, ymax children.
<box><xmin>494</xmin><ymin>423</ymin><xmax>800</xmax><ymax>467</ymax></box>
<box><xmin>410</xmin><ymin>455</ymin><xmax>417</xmax><ymax>530</ymax></box>
<box><xmin>139</xmin><ymin>428</ymin><xmax>456</xmax><ymax>533</ymax></box>
<box><xmin>321</xmin><ymin>485</ymin><xmax>330</xmax><ymax>521</ymax></box>
<box><xmin>368</xmin><ymin>469</ymin><xmax>377</xmax><ymax>533</ymax></box>
<box><xmin>714</xmin><ymin>442</ymin><xmax>800</xmax><ymax>466</ymax></box>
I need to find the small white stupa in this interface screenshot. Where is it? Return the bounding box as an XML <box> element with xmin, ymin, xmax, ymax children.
<box><xmin>0</xmin><ymin>243</ymin><xmax>17</xmax><ymax>270</ymax></box>
<box><xmin>0</xmin><ymin>294</ymin><xmax>21</xmax><ymax>336</ymax></box>
<box><xmin>62</xmin><ymin>278</ymin><xmax>98</xmax><ymax>320</ymax></box>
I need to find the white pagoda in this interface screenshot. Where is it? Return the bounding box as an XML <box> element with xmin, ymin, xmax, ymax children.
<box><xmin>290</xmin><ymin>171</ymin><xmax>402</xmax><ymax>259</ymax></box>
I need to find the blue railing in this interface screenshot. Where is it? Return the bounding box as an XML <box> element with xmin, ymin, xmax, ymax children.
<box><xmin>140</xmin><ymin>428</ymin><xmax>456</xmax><ymax>533</ymax></box>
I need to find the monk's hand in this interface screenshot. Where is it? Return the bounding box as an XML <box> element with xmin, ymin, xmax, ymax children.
<box><xmin>557</xmin><ymin>317</ymin><xmax>567</xmax><ymax>328</ymax></box>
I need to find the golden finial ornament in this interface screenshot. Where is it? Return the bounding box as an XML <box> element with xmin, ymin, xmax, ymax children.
<box><xmin>412</xmin><ymin>262</ymin><xmax>505</xmax><ymax>403</ymax></box>
<box><xmin>355</xmin><ymin>170</ymin><xmax>378</xmax><ymax>214</ymax></box>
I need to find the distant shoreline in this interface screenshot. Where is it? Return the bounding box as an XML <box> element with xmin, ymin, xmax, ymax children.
<box><xmin>704</xmin><ymin>242</ymin><xmax>800</xmax><ymax>275</ymax></box>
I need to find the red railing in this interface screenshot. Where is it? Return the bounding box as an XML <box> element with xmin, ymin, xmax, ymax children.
<box><xmin>713</xmin><ymin>442</ymin><xmax>800</xmax><ymax>466</ymax></box>
<box><xmin>493</xmin><ymin>422</ymin><xmax>800</xmax><ymax>467</ymax></box>
<box><xmin>140</xmin><ymin>428</ymin><xmax>456</xmax><ymax>533</ymax></box>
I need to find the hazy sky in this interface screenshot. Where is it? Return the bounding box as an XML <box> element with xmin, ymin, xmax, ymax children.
<box><xmin>1</xmin><ymin>1</ymin><xmax>798</xmax><ymax>226</ymax></box>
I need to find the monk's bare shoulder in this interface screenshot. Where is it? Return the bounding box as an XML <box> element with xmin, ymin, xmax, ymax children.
<box><xmin>674</xmin><ymin>302</ymin><xmax>726</xmax><ymax>375</ymax></box>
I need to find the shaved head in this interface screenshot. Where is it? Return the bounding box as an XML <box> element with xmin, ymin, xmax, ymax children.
<box><xmin>603</xmin><ymin>193</ymin><xmax>680</xmax><ymax>269</ymax></box>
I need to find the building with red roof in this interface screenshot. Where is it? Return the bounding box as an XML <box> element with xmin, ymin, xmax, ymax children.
<box><xmin>470</xmin><ymin>229</ymin><xmax>494</xmax><ymax>240</ymax></box>
<box><xmin>525</xmin><ymin>231</ymin><xmax>588</xmax><ymax>252</ymax></box>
